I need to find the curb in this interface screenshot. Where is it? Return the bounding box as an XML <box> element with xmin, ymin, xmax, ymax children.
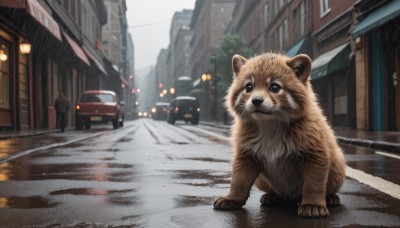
<box><xmin>0</xmin><ymin>132</ymin><xmax>104</xmax><ymax>164</ymax></box>
<box><xmin>0</xmin><ymin>127</ymin><xmax>76</xmax><ymax>140</ymax></box>
<box><xmin>0</xmin><ymin>130</ymin><xmax>58</xmax><ymax>140</ymax></box>
<box><xmin>337</xmin><ymin>136</ymin><xmax>400</xmax><ymax>153</ymax></box>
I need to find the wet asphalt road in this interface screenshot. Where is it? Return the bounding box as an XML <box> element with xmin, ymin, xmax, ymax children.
<box><xmin>1</xmin><ymin>119</ymin><xmax>400</xmax><ymax>227</ymax></box>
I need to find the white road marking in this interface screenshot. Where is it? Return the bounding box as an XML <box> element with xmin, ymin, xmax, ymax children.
<box><xmin>375</xmin><ymin>151</ymin><xmax>400</xmax><ymax>160</ymax></box>
<box><xmin>190</xmin><ymin>126</ymin><xmax>400</xmax><ymax>200</ymax></box>
<box><xmin>346</xmin><ymin>166</ymin><xmax>400</xmax><ymax>200</ymax></box>
<box><xmin>183</xmin><ymin>125</ymin><xmax>230</xmax><ymax>142</ymax></box>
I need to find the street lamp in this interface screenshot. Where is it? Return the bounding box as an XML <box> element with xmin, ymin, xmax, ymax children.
<box><xmin>0</xmin><ymin>45</ymin><xmax>8</xmax><ymax>61</ymax></box>
<box><xmin>170</xmin><ymin>88</ymin><xmax>175</xmax><ymax>94</ymax></box>
<box><xmin>202</xmin><ymin>73</ymin><xmax>212</xmax><ymax>81</ymax></box>
<box><xmin>19</xmin><ymin>39</ymin><xmax>31</xmax><ymax>55</ymax></box>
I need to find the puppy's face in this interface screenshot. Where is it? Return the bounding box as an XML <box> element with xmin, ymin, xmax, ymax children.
<box><xmin>226</xmin><ymin>53</ymin><xmax>312</xmax><ymax>122</ymax></box>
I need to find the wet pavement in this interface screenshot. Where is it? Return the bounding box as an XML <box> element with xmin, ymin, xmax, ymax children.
<box><xmin>0</xmin><ymin>119</ymin><xmax>400</xmax><ymax>227</ymax></box>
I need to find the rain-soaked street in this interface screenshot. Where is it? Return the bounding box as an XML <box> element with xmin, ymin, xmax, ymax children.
<box><xmin>1</xmin><ymin>119</ymin><xmax>400</xmax><ymax>227</ymax></box>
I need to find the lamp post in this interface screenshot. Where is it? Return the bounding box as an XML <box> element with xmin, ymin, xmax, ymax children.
<box><xmin>201</xmin><ymin>72</ymin><xmax>212</xmax><ymax>120</ymax></box>
<box><xmin>211</xmin><ymin>47</ymin><xmax>219</xmax><ymax>122</ymax></box>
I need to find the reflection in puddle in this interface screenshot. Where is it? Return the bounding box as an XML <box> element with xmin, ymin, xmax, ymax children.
<box><xmin>172</xmin><ymin>170</ymin><xmax>231</xmax><ymax>187</ymax></box>
<box><xmin>185</xmin><ymin>157</ymin><xmax>230</xmax><ymax>163</ymax></box>
<box><xmin>50</xmin><ymin>188</ymin><xmax>140</xmax><ymax>206</ymax></box>
<box><xmin>50</xmin><ymin>188</ymin><xmax>135</xmax><ymax>196</ymax></box>
<box><xmin>174</xmin><ymin>195</ymin><xmax>214</xmax><ymax>207</ymax></box>
<box><xmin>0</xmin><ymin>196</ymin><xmax>58</xmax><ymax>209</ymax></box>
<box><xmin>1</xmin><ymin>162</ymin><xmax>136</xmax><ymax>182</ymax></box>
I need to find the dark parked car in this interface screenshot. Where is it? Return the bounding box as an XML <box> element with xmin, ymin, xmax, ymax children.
<box><xmin>75</xmin><ymin>90</ymin><xmax>124</xmax><ymax>129</ymax></box>
<box><xmin>152</xmin><ymin>102</ymin><xmax>170</xmax><ymax>120</ymax></box>
<box><xmin>167</xmin><ymin>96</ymin><xmax>200</xmax><ymax>125</ymax></box>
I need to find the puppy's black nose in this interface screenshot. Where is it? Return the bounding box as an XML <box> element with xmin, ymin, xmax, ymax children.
<box><xmin>252</xmin><ymin>96</ymin><xmax>264</xmax><ymax>107</ymax></box>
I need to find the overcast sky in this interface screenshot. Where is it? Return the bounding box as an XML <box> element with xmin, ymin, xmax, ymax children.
<box><xmin>126</xmin><ymin>1</ymin><xmax>196</xmax><ymax>70</ymax></box>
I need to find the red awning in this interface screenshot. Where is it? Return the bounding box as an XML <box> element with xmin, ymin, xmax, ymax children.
<box><xmin>0</xmin><ymin>0</ymin><xmax>62</xmax><ymax>41</ymax></box>
<box><xmin>62</xmin><ymin>32</ymin><xmax>90</xmax><ymax>66</ymax></box>
<box><xmin>83</xmin><ymin>47</ymin><xmax>107</xmax><ymax>75</ymax></box>
<box><xmin>0</xmin><ymin>0</ymin><xmax>25</xmax><ymax>8</ymax></box>
<box><xmin>26</xmin><ymin>0</ymin><xmax>61</xmax><ymax>41</ymax></box>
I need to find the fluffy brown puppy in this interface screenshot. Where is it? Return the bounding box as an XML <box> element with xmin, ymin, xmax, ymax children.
<box><xmin>213</xmin><ymin>53</ymin><xmax>346</xmax><ymax>218</ymax></box>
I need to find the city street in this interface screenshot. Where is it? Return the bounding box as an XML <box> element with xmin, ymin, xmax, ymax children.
<box><xmin>1</xmin><ymin>119</ymin><xmax>400</xmax><ymax>227</ymax></box>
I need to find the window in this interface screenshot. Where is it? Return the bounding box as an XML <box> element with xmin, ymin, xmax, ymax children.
<box><xmin>264</xmin><ymin>4</ymin><xmax>269</xmax><ymax>27</ymax></box>
<box><xmin>274</xmin><ymin>0</ymin><xmax>286</xmax><ymax>15</ymax></box>
<box><xmin>0</xmin><ymin>43</ymin><xmax>10</xmax><ymax>109</ymax></box>
<box><xmin>320</xmin><ymin>0</ymin><xmax>330</xmax><ymax>17</ymax></box>
<box><xmin>293</xmin><ymin>0</ymin><xmax>306</xmax><ymax>37</ymax></box>
<box><xmin>278</xmin><ymin>20</ymin><xmax>288</xmax><ymax>50</ymax></box>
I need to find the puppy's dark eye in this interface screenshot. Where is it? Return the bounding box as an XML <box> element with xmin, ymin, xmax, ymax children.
<box><xmin>245</xmin><ymin>83</ymin><xmax>253</xmax><ymax>93</ymax></box>
<box><xmin>269</xmin><ymin>83</ymin><xmax>281</xmax><ymax>93</ymax></box>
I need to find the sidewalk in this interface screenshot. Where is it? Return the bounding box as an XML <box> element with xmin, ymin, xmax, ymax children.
<box><xmin>0</xmin><ymin>128</ymin><xmax>60</xmax><ymax>140</ymax></box>
<box><xmin>200</xmin><ymin>121</ymin><xmax>400</xmax><ymax>153</ymax></box>
<box><xmin>334</xmin><ymin>129</ymin><xmax>400</xmax><ymax>153</ymax></box>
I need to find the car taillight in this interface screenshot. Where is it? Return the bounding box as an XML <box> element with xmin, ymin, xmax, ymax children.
<box><xmin>76</xmin><ymin>105</ymin><xmax>80</xmax><ymax>110</ymax></box>
<box><xmin>175</xmin><ymin>107</ymin><xmax>179</xmax><ymax>112</ymax></box>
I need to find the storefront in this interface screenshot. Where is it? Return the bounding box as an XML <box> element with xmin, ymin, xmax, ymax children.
<box><xmin>0</xmin><ymin>0</ymin><xmax>73</xmax><ymax>131</ymax></box>
<box><xmin>352</xmin><ymin>0</ymin><xmax>400</xmax><ymax>131</ymax></box>
<box><xmin>311</xmin><ymin>43</ymin><xmax>356</xmax><ymax>128</ymax></box>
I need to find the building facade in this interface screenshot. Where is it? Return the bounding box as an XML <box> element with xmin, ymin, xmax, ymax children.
<box><xmin>310</xmin><ymin>0</ymin><xmax>357</xmax><ymax>128</ymax></box>
<box><xmin>189</xmin><ymin>0</ymin><xmax>235</xmax><ymax>120</ymax></box>
<box><xmin>0</xmin><ymin>0</ymin><xmax>132</xmax><ymax>132</ymax></box>
<box><xmin>102</xmin><ymin>0</ymin><xmax>129</xmax><ymax>101</ymax></box>
<box><xmin>0</xmin><ymin>0</ymin><xmax>108</xmax><ymax>132</ymax></box>
<box><xmin>166</xmin><ymin>9</ymin><xmax>193</xmax><ymax>91</ymax></box>
<box><xmin>351</xmin><ymin>0</ymin><xmax>400</xmax><ymax>131</ymax></box>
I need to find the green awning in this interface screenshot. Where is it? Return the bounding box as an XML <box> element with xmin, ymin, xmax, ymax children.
<box><xmin>311</xmin><ymin>43</ymin><xmax>350</xmax><ymax>80</ymax></box>
<box><xmin>285</xmin><ymin>38</ymin><xmax>305</xmax><ymax>57</ymax></box>
<box><xmin>352</xmin><ymin>0</ymin><xmax>400</xmax><ymax>38</ymax></box>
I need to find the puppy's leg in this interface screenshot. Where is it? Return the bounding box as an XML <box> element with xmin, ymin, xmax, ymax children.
<box><xmin>214</xmin><ymin>156</ymin><xmax>259</xmax><ymax>210</ymax></box>
<box><xmin>255</xmin><ymin>174</ymin><xmax>284</xmax><ymax>206</ymax></box>
<box><xmin>298</xmin><ymin>158</ymin><xmax>330</xmax><ymax>218</ymax></box>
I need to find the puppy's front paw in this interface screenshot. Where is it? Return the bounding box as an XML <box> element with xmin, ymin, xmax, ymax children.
<box><xmin>260</xmin><ymin>191</ymin><xmax>283</xmax><ymax>206</ymax></box>
<box><xmin>297</xmin><ymin>204</ymin><xmax>329</xmax><ymax>218</ymax></box>
<box><xmin>326</xmin><ymin>194</ymin><xmax>340</xmax><ymax>207</ymax></box>
<box><xmin>213</xmin><ymin>197</ymin><xmax>243</xmax><ymax>210</ymax></box>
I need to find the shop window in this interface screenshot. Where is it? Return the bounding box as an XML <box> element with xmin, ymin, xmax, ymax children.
<box><xmin>0</xmin><ymin>44</ymin><xmax>10</xmax><ymax>109</ymax></box>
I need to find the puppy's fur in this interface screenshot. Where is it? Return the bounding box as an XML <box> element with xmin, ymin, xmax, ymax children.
<box><xmin>213</xmin><ymin>53</ymin><xmax>346</xmax><ymax>218</ymax></box>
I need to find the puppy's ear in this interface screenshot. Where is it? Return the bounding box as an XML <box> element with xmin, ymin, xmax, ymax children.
<box><xmin>286</xmin><ymin>54</ymin><xmax>311</xmax><ymax>84</ymax></box>
<box><xmin>232</xmin><ymin>55</ymin><xmax>247</xmax><ymax>78</ymax></box>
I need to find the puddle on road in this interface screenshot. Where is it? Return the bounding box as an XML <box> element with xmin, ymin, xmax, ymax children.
<box><xmin>0</xmin><ymin>196</ymin><xmax>58</xmax><ymax>209</ymax></box>
<box><xmin>50</xmin><ymin>188</ymin><xmax>136</xmax><ymax>196</ymax></box>
<box><xmin>50</xmin><ymin>188</ymin><xmax>141</xmax><ymax>206</ymax></box>
<box><xmin>171</xmin><ymin>170</ymin><xmax>231</xmax><ymax>187</ymax></box>
<box><xmin>118</xmin><ymin>137</ymin><xmax>134</xmax><ymax>143</ymax></box>
<box><xmin>184</xmin><ymin>157</ymin><xmax>230</xmax><ymax>163</ymax></box>
<box><xmin>1</xmin><ymin>162</ymin><xmax>136</xmax><ymax>182</ymax></box>
<box><xmin>171</xmin><ymin>141</ymin><xmax>189</xmax><ymax>145</ymax></box>
<box><xmin>174</xmin><ymin>195</ymin><xmax>214</xmax><ymax>208</ymax></box>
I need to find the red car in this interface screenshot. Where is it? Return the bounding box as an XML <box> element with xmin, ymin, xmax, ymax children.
<box><xmin>75</xmin><ymin>90</ymin><xmax>124</xmax><ymax>129</ymax></box>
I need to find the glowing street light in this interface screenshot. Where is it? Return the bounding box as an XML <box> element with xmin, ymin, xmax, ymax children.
<box><xmin>202</xmin><ymin>73</ymin><xmax>212</xmax><ymax>81</ymax></box>
<box><xmin>170</xmin><ymin>88</ymin><xmax>175</xmax><ymax>94</ymax></box>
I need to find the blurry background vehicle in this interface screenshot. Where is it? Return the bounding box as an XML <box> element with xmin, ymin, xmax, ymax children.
<box><xmin>152</xmin><ymin>102</ymin><xmax>170</xmax><ymax>120</ymax></box>
<box><xmin>75</xmin><ymin>90</ymin><xmax>124</xmax><ymax>130</ymax></box>
<box><xmin>167</xmin><ymin>96</ymin><xmax>199</xmax><ymax>125</ymax></box>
